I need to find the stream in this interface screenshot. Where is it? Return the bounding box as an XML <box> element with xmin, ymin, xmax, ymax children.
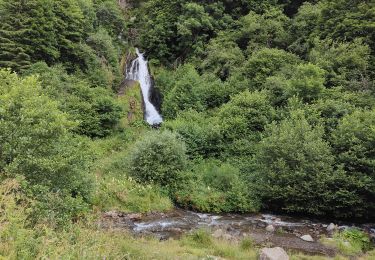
<box><xmin>102</xmin><ymin>209</ymin><xmax>375</xmax><ymax>256</ymax></box>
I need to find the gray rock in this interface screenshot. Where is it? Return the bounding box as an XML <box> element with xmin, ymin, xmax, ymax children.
<box><xmin>259</xmin><ymin>247</ymin><xmax>289</xmax><ymax>260</ymax></box>
<box><xmin>266</xmin><ymin>225</ymin><xmax>276</xmax><ymax>232</ymax></box>
<box><xmin>326</xmin><ymin>223</ymin><xmax>336</xmax><ymax>232</ymax></box>
<box><xmin>300</xmin><ymin>235</ymin><xmax>314</xmax><ymax>242</ymax></box>
<box><xmin>212</xmin><ymin>229</ymin><xmax>224</xmax><ymax>238</ymax></box>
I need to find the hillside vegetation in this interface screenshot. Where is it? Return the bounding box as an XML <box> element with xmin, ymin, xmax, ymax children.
<box><xmin>0</xmin><ymin>0</ymin><xmax>374</xmax><ymax>259</ymax></box>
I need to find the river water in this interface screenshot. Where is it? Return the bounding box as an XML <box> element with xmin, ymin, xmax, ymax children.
<box><xmin>102</xmin><ymin>209</ymin><xmax>375</xmax><ymax>256</ymax></box>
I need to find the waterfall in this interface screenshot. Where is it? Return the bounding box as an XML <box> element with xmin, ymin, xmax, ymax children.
<box><xmin>126</xmin><ymin>48</ymin><xmax>163</xmax><ymax>125</ymax></box>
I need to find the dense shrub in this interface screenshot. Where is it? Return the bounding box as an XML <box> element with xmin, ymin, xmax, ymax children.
<box><xmin>163</xmin><ymin>110</ymin><xmax>223</xmax><ymax>159</ymax></box>
<box><xmin>163</xmin><ymin>65</ymin><xmax>205</xmax><ymax>119</ymax></box>
<box><xmin>24</xmin><ymin>63</ymin><xmax>122</xmax><ymax>137</ymax></box>
<box><xmin>0</xmin><ymin>70</ymin><xmax>94</xmax><ymax>225</ymax></box>
<box><xmin>241</xmin><ymin>48</ymin><xmax>301</xmax><ymax>90</ymax></box>
<box><xmin>330</xmin><ymin>109</ymin><xmax>375</xmax><ymax>219</ymax></box>
<box><xmin>253</xmin><ymin>109</ymin><xmax>338</xmax><ymax>216</ymax></box>
<box><xmin>218</xmin><ymin>90</ymin><xmax>275</xmax><ymax>157</ymax></box>
<box><xmin>127</xmin><ymin>131</ymin><xmax>188</xmax><ymax>186</ymax></box>
<box><xmin>264</xmin><ymin>63</ymin><xmax>326</xmax><ymax>104</ymax></box>
<box><xmin>174</xmin><ymin>161</ymin><xmax>259</xmax><ymax>213</ymax></box>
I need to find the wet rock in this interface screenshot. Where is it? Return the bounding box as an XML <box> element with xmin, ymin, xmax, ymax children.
<box><xmin>212</xmin><ymin>229</ymin><xmax>224</xmax><ymax>239</ymax></box>
<box><xmin>327</xmin><ymin>223</ymin><xmax>336</xmax><ymax>232</ymax></box>
<box><xmin>266</xmin><ymin>225</ymin><xmax>276</xmax><ymax>232</ymax></box>
<box><xmin>259</xmin><ymin>247</ymin><xmax>289</xmax><ymax>260</ymax></box>
<box><xmin>300</xmin><ymin>235</ymin><xmax>314</xmax><ymax>242</ymax></box>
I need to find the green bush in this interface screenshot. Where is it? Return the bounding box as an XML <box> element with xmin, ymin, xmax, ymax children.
<box><xmin>253</xmin><ymin>109</ymin><xmax>338</xmax><ymax>216</ymax></box>
<box><xmin>24</xmin><ymin>63</ymin><xmax>122</xmax><ymax>138</ymax></box>
<box><xmin>323</xmin><ymin>228</ymin><xmax>372</xmax><ymax>256</ymax></box>
<box><xmin>330</xmin><ymin>109</ymin><xmax>375</xmax><ymax>219</ymax></box>
<box><xmin>241</xmin><ymin>48</ymin><xmax>301</xmax><ymax>90</ymax></box>
<box><xmin>163</xmin><ymin>110</ymin><xmax>223</xmax><ymax>159</ymax></box>
<box><xmin>127</xmin><ymin>130</ymin><xmax>188</xmax><ymax>186</ymax></box>
<box><xmin>174</xmin><ymin>161</ymin><xmax>259</xmax><ymax>213</ymax></box>
<box><xmin>0</xmin><ymin>70</ymin><xmax>94</xmax><ymax>225</ymax></box>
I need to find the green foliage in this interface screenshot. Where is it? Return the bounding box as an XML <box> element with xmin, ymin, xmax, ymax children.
<box><xmin>94</xmin><ymin>0</ymin><xmax>127</xmax><ymax>39</ymax></box>
<box><xmin>218</xmin><ymin>90</ymin><xmax>275</xmax><ymax>157</ymax></box>
<box><xmin>0</xmin><ymin>70</ymin><xmax>94</xmax><ymax>225</ymax></box>
<box><xmin>331</xmin><ymin>109</ymin><xmax>375</xmax><ymax>219</ymax></box>
<box><xmin>164</xmin><ymin>110</ymin><xmax>223</xmax><ymax>159</ymax></box>
<box><xmin>163</xmin><ymin>64</ymin><xmax>205</xmax><ymax>119</ymax></box>
<box><xmin>236</xmin><ymin>7</ymin><xmax>290</xmax><ymax>51</ymax></box>
<box><xmin>174</xmin><ymin>161</ymin><xmax>260</xmax><ymax>213</ymax></box>
<box><xmin>253</xmin><ymin>109</ymin><xmax>338</xmax><ymax>215</ymax></box>
<box><xmin>241</xmin><ymin>48</ymin><xmax>301</xmax><ymax>90</ymax></box>
<box><xmin>127</xmin><ymin>131</ymin><xmax>188</xmax><ymax>186</ymax></box>
<box><xmin>0</xmin><ymin>0</ymin><xmax>125</xmax><ymax>84</ymax></box>
<box><xmin>323</xmin><ymin>229</ymin><xmax>372</xmax><ymax>256</ymax></box>
<box><xmin>309</xmin><ymin>38</ymin><xmax>372</xmax><ymax>90</ymax></box>
<box><xmin>86</xmin><ymin>27</ymin><xmax>122</xmax><ymax>87</ymax></box>
<box><xmin>264</xmin><ymin>63</ymin><xmax>326</xmax><ymax>104</ymax></box>
<box><xmin>24</xmin><ymin>63</ymin><xmax>122</xmax><ymax>137</ymax></box>
<box><xmin>201</xmin><ymin>35</ymin><xmax>245</xmax><ymax>80</ymax></box>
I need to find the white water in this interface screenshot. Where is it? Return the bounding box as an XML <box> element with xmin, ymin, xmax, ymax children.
<box><xmin>126</xmin><ymin>48</ymin><xmax>163</xmax><ymax>125</ymax></box>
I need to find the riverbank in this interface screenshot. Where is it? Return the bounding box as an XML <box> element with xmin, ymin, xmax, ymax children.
<box><xmin>101</xmin><ymin>209</ymin><xmax>374</xmax><ymax>258</ymax></box>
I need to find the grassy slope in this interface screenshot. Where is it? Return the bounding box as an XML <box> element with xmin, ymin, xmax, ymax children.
<box><xmin>92</xmin><ymin>82</ymin><xmax>173</xmax><ymax>213</ymax></box>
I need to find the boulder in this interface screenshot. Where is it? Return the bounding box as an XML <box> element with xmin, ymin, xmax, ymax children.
<box><xmin>326</xmin><ymin>223</ymin><xmax>336</xmax><ymax>232</ymax></box>
<box><xmin>212</xmin><ymin>229</ymin><xmax>224</xmax><ymax>239</ymax></box>
<box><xmin>300</xmin><ymin>235</ymin><xmax>314</xmax><ymax>242</ymax></box>
<box><xmin>266</xmin><ymin>225</ymin><xmax>276</xmax><ymax>232</ymax></box>
<box><xmin>259</xmin><ymin>247</ymin><xmax>289</xmax><ymax>260</ymax></box>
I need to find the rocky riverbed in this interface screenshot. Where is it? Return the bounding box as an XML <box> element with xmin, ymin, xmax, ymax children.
<box><xmin>101</xmin><ymin>209</ymin><xmax>375</xmax><ymax>256</ymax></box>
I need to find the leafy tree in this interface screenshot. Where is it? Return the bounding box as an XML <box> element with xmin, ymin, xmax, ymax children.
<box><xmin>218</xmin><ymin>90</ymin><xmax>275</xmax><ymax>157</ymax></box>
<box><xmin>177</xmin><ymin>2</ymin><xmax>215</xmax><ymax>57</ymax></box>
<box><xmin>331</xmin><ymin>110</ymin><xmax>375</xmax><ymax>219</ymax></box>
<box><xmin>163</xmin><ymin>64</ymin><xmax>205</xmax><ymax>119</ymax></box>
<box><xmin>127</xmin><ymin>131</ymin><xmax>188</xmax><ymax>186</ymax></box>
<box><xmin>253</xmin><ymin>109</ymin><xmax>337</xmax><ymax>216</ymax></box>
<box><xmin>265</xmin><ymin>63</ymin><xmax>326</xmax><ymax>103</ymax></box>
<box><xmin>309</xmin><ymin>38</ymin><xmax>372</xmax><ymax>91</ymax></box>
<box><xmin>164</xmin><ymin>110</ymin><xmax>223</xmax><ymax>159</ymax></box>
<box><xmin>288</xmin><ymin>2</ymin><xmax>321</xmax><ymax>56</ymax></box>
<box><xmin>201</xmin><ymin>35</ymin><xmax>245</xmax><ymax>80</ymax></box>
<box><xmin>24</xmin><ymin>63</ymin><xmax>122</xmax><ymax>138</ymax></box>
<box><xmin>241</xmin><ymin>48</ymin><xmax>301</xmax><ymax>89</ymax></box>
<box><xmin>317</xmin><ymin>0</ymin><xmax>375</xmax><ymax>50</ymax></box>
<box><xmin>0</xmin><ymin>69</ymin><xmax>93</xmax><ymax>201</ymax></box>
<box><xmin>86</xmin><ymin>28</ymin><xmax>122</xmax><ymax>87</ymax></box>
<box><xmin>236</xmin><ymin>7</ymin><xmax>290</xmax><ymax>51</ymax></box>
<box><xmin>94</xmin><ymin>0</ymin><xmax>127</xmax><ymax>39</ymax></box>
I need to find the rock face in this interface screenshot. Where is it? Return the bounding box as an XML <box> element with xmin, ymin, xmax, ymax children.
<box><xmin>266</xmin><ymin>225</ymin><xmax>276</xmax><ymax>232</ymax></box>
<box><xmin>259</xmin><ymin>247</ymin><xmax>289</xmax><ymax>260</ymax></box>
<box><xmin>300</xmin><ymin>235</ymin><xmax>314</xmax><ymax>242</ymax></box>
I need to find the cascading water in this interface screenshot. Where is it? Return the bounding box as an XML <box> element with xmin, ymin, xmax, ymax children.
<box><xmin>126</xmin><ymin>48</ymin><xmax>163</xmax><ymax>125</ymax></box>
